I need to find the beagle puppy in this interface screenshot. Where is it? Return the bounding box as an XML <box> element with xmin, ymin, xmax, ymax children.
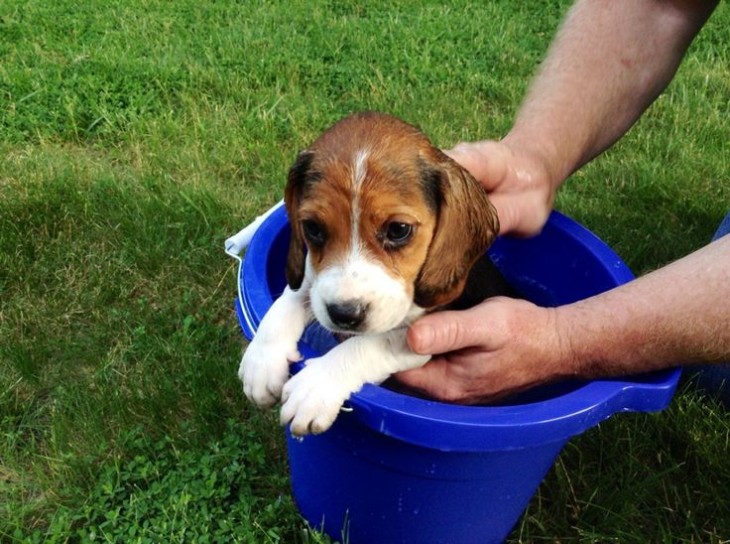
<box><xmin>240</xmin><ymin>112</ymin><xmax>513</xmax><ymax>435</ymax></box>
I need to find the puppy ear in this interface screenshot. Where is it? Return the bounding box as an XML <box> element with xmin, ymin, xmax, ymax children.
<box><xmin>284</xmin><ymin>150</ymin><xmax>315</xmax><ymax>290</ymax></box>
<box><xmin>414</xmin><ymin>151</ymin><xmax>500</xmax><ymax>308</ymax></box>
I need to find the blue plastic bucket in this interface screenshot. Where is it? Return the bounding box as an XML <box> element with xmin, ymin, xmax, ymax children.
<box><xmin>234</xmin><ymin>205</ymin><xmax>680</xmax><ymax>544</ymax></box>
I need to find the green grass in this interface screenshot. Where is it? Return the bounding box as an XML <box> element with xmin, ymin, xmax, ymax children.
<box><xmin>1</xmin><ymin>0</ymin><xmax>729</xmax><ymax>542</ymax></box>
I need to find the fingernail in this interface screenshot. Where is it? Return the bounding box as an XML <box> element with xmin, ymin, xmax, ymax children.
<box><xmin>414</xmin><ymin>323</ymin><xmax>435</xmax><ymax>353</ymax></box>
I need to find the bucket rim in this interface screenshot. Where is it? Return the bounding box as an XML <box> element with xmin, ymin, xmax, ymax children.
<box><xmin>236</xmin><ymin>205</ymin><xmax>680</xmax><ymax>451</ymax></box>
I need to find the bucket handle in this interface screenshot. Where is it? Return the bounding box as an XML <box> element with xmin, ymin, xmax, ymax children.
<box><xmin>225</xmin><ymin>199</ymin><xmax>285</xmax><ymax>259</ymax></box>
<box><xmin>225</xmin><ymin>200</ymin><xmax>285</xmax><ymax>337</ymax></box>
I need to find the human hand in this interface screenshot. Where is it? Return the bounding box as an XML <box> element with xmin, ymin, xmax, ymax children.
<box><xmin>445</xmin><ymin>139</ymin><xmax>556</xmax><ymax>237</ymax></box>
<box><xmin>396</xmin><ymin>297</ymin><xmax>573</xmax><ymax>404</ymax></box>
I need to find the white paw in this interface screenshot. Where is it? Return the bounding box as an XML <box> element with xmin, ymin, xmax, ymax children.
<box><xmin>239</xmin><ymin>334</ymin><xmax>302</xmax><ymax>408</ymax></box>
<box><xmin>280</xmin><ymin>359</ymin><xmax>352</xmax><ymax>436</ymax></box>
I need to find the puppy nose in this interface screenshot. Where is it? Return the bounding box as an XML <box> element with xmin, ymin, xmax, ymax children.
<box><xmin>326</xmin><ymin>300</ymin><xmax>367</xmax><ymax>330</ymax></box>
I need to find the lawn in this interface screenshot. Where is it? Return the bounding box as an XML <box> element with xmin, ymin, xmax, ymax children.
<box><xmin>1</xmin><ymin>0</ymin><xmax>729</xmax><ymax>542</ymax></box>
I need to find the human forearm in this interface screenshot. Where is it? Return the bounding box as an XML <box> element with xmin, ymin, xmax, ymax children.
<box><xmin>559</xmin><ymin>235</ymin><xmax>730</xmax><ymax>378</ymax></box>
<box><xmin>399</xmin><ymin>0</ymin><xmax>726</xmax><ymax>403</ymax></box>
<box><xmin>504</xmin><ymin>0</ymin><xmax>717</xmax><ymax>189</ymax></box>
<box><xmin>445</xmin><ymin>0</ymin><xmax>716</xmax><ymax>237</ymax></box>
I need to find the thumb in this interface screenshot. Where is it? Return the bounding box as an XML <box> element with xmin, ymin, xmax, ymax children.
<box><xmin>445</xmin><ymin>141</ymin><xmax>510</xmax><ymax>192</ymax></box>
<box><xmin>407</xmin><ymin>308</ymin><xmax>484</xmax><ymax>355</ymax></box>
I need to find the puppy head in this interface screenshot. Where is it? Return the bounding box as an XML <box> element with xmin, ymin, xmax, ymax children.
<box><xmin>285</xmin><ymin>112</ymin><xmax>499</xmax><ymax>334</ymax></box>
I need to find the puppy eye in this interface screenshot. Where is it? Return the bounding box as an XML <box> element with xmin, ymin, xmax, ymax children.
<box><xmin>383</xmin><ymin>222</ymin><xmax>414</xmax><ymax>248</ymax></box>
<box><xmin>301</xmin><ymin>219</ymin><xmax>326</xmax><ymax>247</ymax></box>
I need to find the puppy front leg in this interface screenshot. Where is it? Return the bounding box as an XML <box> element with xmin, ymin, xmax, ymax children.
<box><xmin>280</xmin><ymin>328</ymin><xmax>430</xmax><ymax>435</ymax></box>
<box><xmin>239</xmin><ymin>283</ymin><xmax>312</xmax><ymax>407</ymax></box>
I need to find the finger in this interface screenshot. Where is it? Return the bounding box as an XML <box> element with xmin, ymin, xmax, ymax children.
<box><xmin>407</xmin><ymin>307</ymin><xmax>489</xmax><ymax>355</ymax></box>
<box><xmin>444</xmin><ymin>141</ymin><xmax>509</xmax><ymax>192</ymax></box>
<box><xmin>489</xmin><ymin>192</ymin><xmax>550</xmax><ymax>238</ymax></box>
<box><xmin>487</xmin><ymin>192</ymin><xmax>520</xmax><ymax>236</ymax></box>
<box><xmin>393</xmin><ymin>357</ymin><xmax>452</xmax><ymax>399</ymax></box>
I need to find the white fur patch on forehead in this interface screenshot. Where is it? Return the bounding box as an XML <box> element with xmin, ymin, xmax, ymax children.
<box><xmin>352</xmin><ymin>149</ymin><xmax>369</xmax><ymax>188</ymax></box>
<box><xmin>349</xmin><ymin>149</ymin><xmax>369</xmax><ymax>253</ymax></box>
